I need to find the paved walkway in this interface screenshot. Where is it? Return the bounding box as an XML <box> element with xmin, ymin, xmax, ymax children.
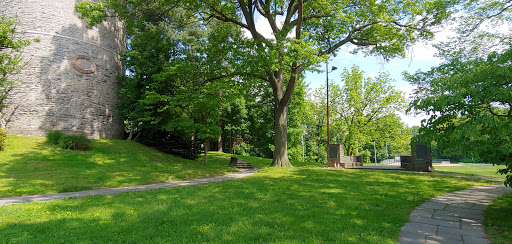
<box><xmin>399</xmin><ymin>184</ymin><xmax>512</xmax><ymax>244</ymax></box>
<box><xmin>0</xmin><ymin>169</ymin><xmax>257</xmax><ymax>206</ymax></box>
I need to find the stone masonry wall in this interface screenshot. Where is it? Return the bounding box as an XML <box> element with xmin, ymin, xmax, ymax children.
<box><xmin>0</xmin><ymin>0</ymin><xmax>125</xmax><ymax>138</ymax></box>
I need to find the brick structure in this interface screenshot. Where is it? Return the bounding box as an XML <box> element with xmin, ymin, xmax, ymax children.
<box><xmin>401</xmin><ymin>143</ymin><xmax>433</xmax><ymax>172</ymax></box>
<box><xmin>327</xmin><ymin>144</ymin><xmax>363</xmax><ymax>168</ymax></box>
<box><xmin>0</xmin><ymin>0</ymin><xmax>125</xmax><ymax>138</ymax></box>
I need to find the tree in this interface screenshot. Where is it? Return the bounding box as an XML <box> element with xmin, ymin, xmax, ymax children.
<box><xmin>193</xmin><ymin>0</ymin><xmax>456</xmax><ymax>167</ymax></box>
<box><xmin>0</xmin><ymin>15</ymin><xmax>30</xmax><ymax>127</ymax></box>
<box><xmin>371</xmin><ymin>114</ymin><xmax>412</xmax><ymax>160</ymax></box>
<box><xmin>435</xmin><ymin>0</ymin><xmax>512</xmax><ymax>61</ymax></box>
<box><xmin>407</xmin><ymin>49</ymin><xmax>512</xmax><ymax>186</ymax></box>
<box><xmin>407</xmin><ymin>0</ymin><xmax>512</xmax><ymax>187</ymax></box>
<box><xmin>77</xmin><ymin>0</ymin><xmax>455</xmax><ymax>167</ymax></box>
<box><xmin>318</xmin><ymin>66</ymin><xmax>405</xmax><ymax>156</ymax></box>
<box><xmin>76</xmin><ymin>1</ymin><xmax>243</xmax><ymax>164</ymax></box>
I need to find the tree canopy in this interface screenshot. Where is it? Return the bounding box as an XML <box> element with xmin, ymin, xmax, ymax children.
<box><xmin>407</xmin><ymin>0</ymin><xmax>512</xmax><ymax>186</ymax></box>
<box><xmin>407</xmin><ymin>49</ymin><xmax>512</xmax><ymax>186</ymax></box>
<box><xmin>328</xmin><ymin>66</ymin><xmax>405</xmax><ymax>156</ymax></box>
<box><xmin>76</xmin><ymin>0</ymin><xmax>456</xmax><ymax>167</ymax></box>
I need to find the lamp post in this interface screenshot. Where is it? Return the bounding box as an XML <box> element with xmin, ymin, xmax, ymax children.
<box><xmin>326</xmin><ymin>61</ymin><xmax>337</xmax><ymax>145</ymax></box>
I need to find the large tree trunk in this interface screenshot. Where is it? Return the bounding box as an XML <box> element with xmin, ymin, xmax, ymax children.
<box><xmin>204</xmin><ymin>137</ymin><xmax>210</xmax><ymax>165</ymax></box>
<box><xmin>271</xmin><ymin>103</ymin><xmax>292</xmax><ymax>167</ymax></box>
<box><xmin>217</xmin><ymin>134</ymin><xmax>223</xmax><ymax>152</ymax></box>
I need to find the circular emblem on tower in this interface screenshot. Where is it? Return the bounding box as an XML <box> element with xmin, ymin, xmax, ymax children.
<box><xmin>71</xmin><ymin>55</ymin><xmax>97</xmax><ymax>74</ymax></box>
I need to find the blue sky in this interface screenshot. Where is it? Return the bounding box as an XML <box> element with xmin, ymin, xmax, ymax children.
<box><xmin>304</xmin><ymin>44</ymin><xmax>442</xmax><ymax>127</ymax></box>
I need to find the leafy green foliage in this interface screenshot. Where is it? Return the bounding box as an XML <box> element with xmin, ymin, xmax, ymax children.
<box><xmin>435</xmin><ymin>0</ymin><xmax>512</xmax><ymax>61</ymax></box>
<box><xmin>76</xmin><ymin>2</ymin><xmax>244</xmax><ymax>163</ymax></box>
<box><xmin>193</xmin><ymin>0</ymin><xmax>455</xmax><ymax>167</ymax></box>
<box><xmin>407</xmin><ymin>48</ymin><xmax>512</xmax><ymax>187</ymax></box>
<box><xmin>0</xmin><ymin>128</ymin><xmax>6</xmax><ymax>151</ymax></box>
<box><xmin>313</xmin><ymin>66</ymin><xmax>408</xmax><ymax>162</ymax></box>
<box><xmin>76</xmin><ymin>0</ymin><xmax>455</xmax><ymax>167</ymax></box>
<box><xmin>46</xmin><ymin>130</ymin><xmax>65</xmax><ymax>145</ymax></box>
<box><xmin>135</xmin><ymin>128</ymin><xmax>200</xmax><ymax>160</ymax></box>
<box><xmin>46</xmin><ymin>130</ymin><xmax>92</xmax><ymax>150</ymax></box>
<box><xmin>57</xmin><ymin>134</ymin><xmax>92</xmax><ymax>151</ymax></box>
<box><xmin>0</xmin><ymin>14</ymin><xmax>30</xmax><ymax>122</ymax></box>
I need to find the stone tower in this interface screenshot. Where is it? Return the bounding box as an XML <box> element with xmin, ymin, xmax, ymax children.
<box><xmin>0</xmin><ymin>0</ymin><xmax>125</xmax><ymax>138</ymax></box>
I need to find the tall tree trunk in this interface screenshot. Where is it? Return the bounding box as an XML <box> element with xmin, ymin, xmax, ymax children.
<box><xmin>271</xmin><ymin>103</ymin><xmax>292</xmax><ymax>167</ymax></box>
<box><xmin>217</xmin><ymin>89</ymin><xmax>223</xmax><ymax>152</ymax></box>
<box><xmin>217</xmin><ymin>134</ymin><xmax>223</xmax><ymax>152</ymax></box>
<box><xmin>204</xmin><ymin>138</ymin><xmax>210</xmax><ymax>165</ymax></box>
<box><xmin>374</xmin><ymin>140</ymin><xmax>377</xmax><ymax>165</ymax></box>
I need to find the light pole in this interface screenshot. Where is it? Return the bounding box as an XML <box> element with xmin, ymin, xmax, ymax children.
<box><xmin>326</xmin><ymin>61</ymin><xmax>337</xmax><ymax>145</ymax></box>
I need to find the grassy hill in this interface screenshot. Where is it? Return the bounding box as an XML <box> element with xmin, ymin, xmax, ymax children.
<box><xmin>0</xmin><ymin>135</ymin><xmax>249</xmax><ymax>197</ymax></box>
<box><xmin>0</xmin><ymin>135</ymin><xmax>508</xmax><ymax>243</ymax></box>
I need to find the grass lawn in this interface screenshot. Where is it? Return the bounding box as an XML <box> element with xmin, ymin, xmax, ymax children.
<box><xmin>0</xmin><ymin>135</ymin><xmax>246</xmax><ymax>197</ymax></box>
<box><xmin>0</xmin><ymin>167</ymin><xmax>498</xmax><ymax>243</ymax></box>
<box><xmin>433</xmin><ymin>163</ymin><xmax>507</xmax><ymax>179</ymax></box>
<box><xmin>485</xmin><ymin>193</ymin><xmax>512</xmax><ymax>244</ymax></box>
<box><xmin>0</xmin><ymin>135</ymin><xmax>506</xmax><ymax>243</ymax></box>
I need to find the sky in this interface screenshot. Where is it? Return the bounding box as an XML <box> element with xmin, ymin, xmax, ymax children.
<box><xmin>303</xmin><ymin>43</ymin><xmax>441</xmax><ymax>127</ymax></box>
<box><xmin>246</xmin><ymin>16</ymin><xmax>451</xmax><ymax>127</ymax></box>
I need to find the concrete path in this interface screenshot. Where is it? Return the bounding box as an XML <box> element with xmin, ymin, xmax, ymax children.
<box><xmin>0</xmin><ymin>169</ymin><xmax>257</xmax><ymax>206</ymax></box>
<box><xmin>399</xmin><ymin>184</ymin><xmax>512</xmax><ymax>244</ymax></box>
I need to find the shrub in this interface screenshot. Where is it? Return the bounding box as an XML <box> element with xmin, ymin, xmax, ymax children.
<box><xmin>0</xmin><ymin>129</ymin><xmax>7</xmax><ymax>151</ymax></box>
<box><xmin>234</xmin><ymin>143</ymin><xmax>252</xmax><ymax>156</ymax></box>
<box><xmin>58</xmin><ymin>134</ymin><xmax>92</xmax><ymax>150</ymax></box>
<box><xmin>47</xmin><ymin>130</ymin><xmax>65</xmax><ymax>145</ymax></box>
<box><xmin>135</xmin><ymin>128</ymin><xmax>200</xmax><ymax>159</ymax></box>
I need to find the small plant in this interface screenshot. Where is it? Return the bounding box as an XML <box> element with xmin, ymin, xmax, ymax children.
<box><xmin>0</xmin><ymin>128</ymin><xmax>7</xmax><ymax>151</ymax></box>
<box><xmin>58</xmin><ymin>134</ymin><xmax>92</xmax><ymax>150</ymax></box>
<box><xmin>46</xmin><ymin>130</ymin><xmax>65</xmax><ymax>145</ymax></box>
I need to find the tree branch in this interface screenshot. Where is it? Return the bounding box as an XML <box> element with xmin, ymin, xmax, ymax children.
<box><xmin>283</xmin><ymin>0</ymin><xmax>298</xmax><ymax>26</ymax></box>
<box><xmin>207</xmin><ymin>7</ymin><xmax>248</xmax><ymax>29</ymax></box>
<box><xmin>237</xmin><ymin>0</ymin><xmax>263</xmax><ymax>40</ymax></box>
<box><xmin>318</xmin><ymin>22</ymin><xmax>378</xmax><ymax>56</ymax></box>
<box><xmin>289</xmin><ymin>13</ymin><xmax>330</xmax><ymax>26</ymax></box>
<box><xmin>296</xmin><ymin>0</ymin><xmax>303</xmax><ymax>39</ymax></box>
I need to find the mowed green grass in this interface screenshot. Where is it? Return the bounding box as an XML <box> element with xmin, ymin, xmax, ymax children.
<box><xmin>0</xmin><ymin>168</ymin><xmax>497</xmax><ymax>243</ymax></box>
<box><xmin>0</xmin><ymin>135</ymin><xmax>243</xmax><ymax>197</ymax></box>
<box><xmin>433</xmin><ymin>163</ymin><xmax>507</xmax><ymax>179</ymax></box>
<box><xmin>485</xmin><ymin>193</ymin><xmax>512</xmax><ymax>244</ymax></box>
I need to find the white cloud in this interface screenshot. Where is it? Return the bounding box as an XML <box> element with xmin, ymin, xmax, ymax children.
<box><xmin>367</xmin><ymin>72</ymin><xmax>376</xmax><ymax>78</ymax></box>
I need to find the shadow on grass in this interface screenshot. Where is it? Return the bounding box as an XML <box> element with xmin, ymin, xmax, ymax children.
<box><xmin>0</xmin><ymin>138</ymin><xmax>237</xmax><ymax>197</ymax></box>
<box><xmin>0</xmin><ymin>168</ymin><xmax>494</xmax><ymax>243</ymax></box>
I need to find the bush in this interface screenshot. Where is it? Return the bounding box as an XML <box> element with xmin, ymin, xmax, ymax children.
<box><xmin>47</xmin><ymin>130</ymin><xmax>65</xmax><ymax>145</ymax></box>
<box><xmin>135</xmin><ymin>128</ymin><xmax>200</xmax><ymax>159</ymax></box>
<box><xmin>234</xmin><ymin>143</ymin><xmax>252</xmax><ymax>156</ymax></box>
<box><xmin>0</xmin><ymin>129</ymin><xmax>7</xmax><ymax>151</ymax></box>
<box><xmin>57</xmin><ymin>134</ymin><xmax>92</xmax><ymax>150</ymax></box>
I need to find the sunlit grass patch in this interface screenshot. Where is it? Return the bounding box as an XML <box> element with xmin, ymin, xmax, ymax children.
<box><xmin>0</xmin><ymin>166</ymin><xmax>498</xmax><ymax>243</ymax></box>
<box><xmin>485</xmin><ymin>193</ymin><xmax>512</xmax><ymax>244</ymax></box>
<box><xmin>0</xmin><ymin>135</ymin><xmax>238</xmax><ymax>197</ymax></box>
<box><xmin>433</xmin><ymin>163</ymin><xmax>507</xmax><ymax>179</ymax></box>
